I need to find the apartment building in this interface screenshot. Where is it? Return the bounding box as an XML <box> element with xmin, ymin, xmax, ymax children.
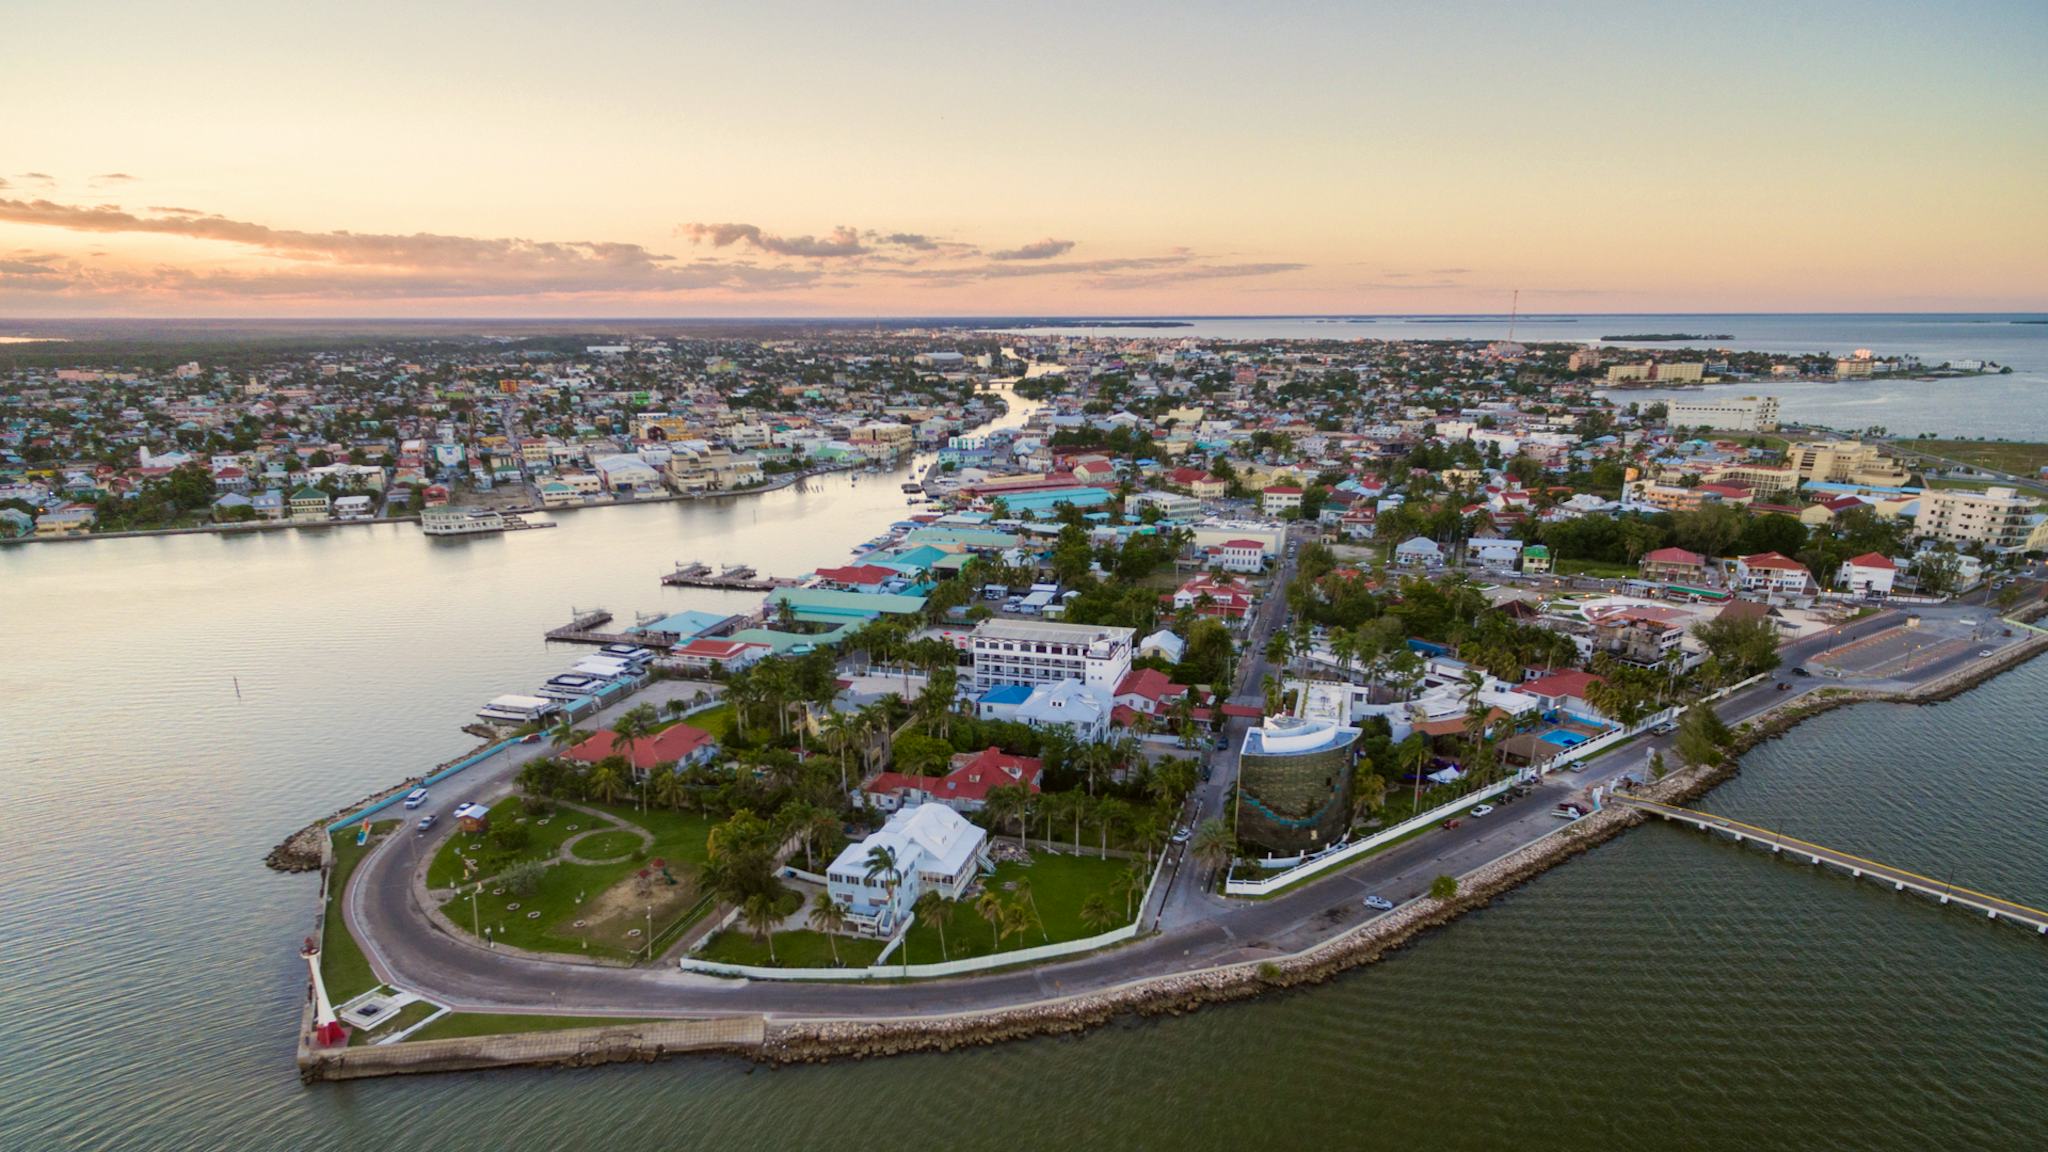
<box><xmin>1789</xmin><ymin>441</ymin><xmax>1911</xmax><ymax>487</ymax></box>
<box><xmin>1669</xmin><ymin>395</ymin><xmax>1780</xmax><ymax>432</ymax></box>
<box><xmin>968</xmin><ymin>618</ymin><xmax>1133</xmax><ymax>694</ymax></box>
<box><xmin>1914</xmin><ymin>487</ymin><xmax>2037</xmax><ymax>553</ymax></box>
<box><xmin>1606</xmin><ymin>362</ymin><xmax>1706</xmax><ymax>384</ymax></box>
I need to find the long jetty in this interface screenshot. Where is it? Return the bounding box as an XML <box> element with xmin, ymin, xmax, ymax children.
<box><xmin>1621</xmin><ymin>796</ymin><xmax>2048</xmax><ymax>935</ymax></box>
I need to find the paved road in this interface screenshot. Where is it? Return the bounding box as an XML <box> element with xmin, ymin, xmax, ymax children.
<box><xmin>342</xmin><ymin>594</ymin><xmax>2038</xmax><ymax>1021</ymax></box>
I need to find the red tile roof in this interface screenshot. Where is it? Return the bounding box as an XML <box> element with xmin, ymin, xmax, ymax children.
<box><xmin>565</xmin><ymin>723</ymin><xmax>714</xmax><ymax>770</ymax></box>
<box><xmin>813</xmin><ymin>564</ymin><xmax>898</xmax><ymax>585</ymax></box>
<box><xmin>1643</xmin><ymin>546</ymin><xmax>1704</xmax><ymax>565</ymax></box>
<box><xmin>1739</xmin><ymin>551</ymin><xmax>1808</xmax><ymax>572</ymax></box>
<box><xmin>1845</xmin><ymin>552</ymin><xmax>1896</xmax><ymax>570</ymax></box>
<box><xmin>1522</xmin><ymin>669</ymin><xmax>1604</xmax><ymax>700</ymax></box>
<box><xmin>864</xmin><ymin>747</ymin><xmax>1042</xmax><ymax>805</ymax></box>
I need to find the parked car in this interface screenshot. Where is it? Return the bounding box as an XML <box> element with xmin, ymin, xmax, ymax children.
<box><xmin>1363</xmin><ymin>895</ymin><xmax>1395</xmax><ymax>912</ymax></box>
<box><xmin>1652</xmin><ymin>722</ymin><xmax>1677</xmax><ymax>736</ymax></box>
<box><xmin>1978</xmin><ymin>649</ymin><xmax>1994</xmax><ymax>658</ymax></box>
<box><xmin>417</xmin><ymin>814</ymin><xmax>438</xmax><ymax>831</ymax></box>
<box><xmin>1171</xmin><ymin>826</ymin><xmax>1192</xmax><ymax>845</ymax></box>
<box><xmin>1470</xmin><ymin>804</ymin><xmax>1495</xmax><ymax>817</ymax></box>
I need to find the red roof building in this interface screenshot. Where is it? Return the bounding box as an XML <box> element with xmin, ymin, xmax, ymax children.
<box><xmin>861</xmin><ymin>746</ymin><xmax>1042</xmax><ymax>813</ymax></box>
<box><xmin>564</xmin><ymin>723</ymin><xmax>716</xmax><ymax>775</ymax></box>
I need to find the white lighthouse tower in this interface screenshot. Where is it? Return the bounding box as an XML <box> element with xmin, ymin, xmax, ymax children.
<box><xmin>300</xmin><ymin>936</ymin><xmax>349</xmax><ymax>1047</ymax></box>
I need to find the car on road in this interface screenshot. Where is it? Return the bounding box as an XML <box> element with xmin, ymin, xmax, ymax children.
<box><xmin>520</xmin><ymin>732</ymin><xmax>542</xmax><ymax>744</ymax></box>
<box><xmin>1171</xmin><ymin>826</ymin><xmax>1192</xmax><ymax>845</ymax></box>
<box><xmin>1440</xmin><ymin>818</ymin><xmax>1462</xmax><ymax>830</ymax></box>
<box><xmin>1363</xmin><ymin>895</ymin><xmax>1395</xmax><ymax>912</ymax></box>
<box><xmin>417</xmin><ymin>814</ymin><xmax>438</xmax><ymax>831</ymax></box>
<box><xmin>1652</xmin><ymin>722</ymin><xmax>1677</xmax><ymax>735</ymax></box>
<box><xmin>403</xmin><ymin>787</ymin><xmax>429</xmax><ymax>809</ymax></box>
<box><xmin>1978</xmin><ymin>649</ymin><xmax>1994</xmax><ymax>657</ymax></box>
<box><xmin>1776</xmin><ymin>682</ymin><xmax>1793</xmax><ymax>691</ymax></box>
<box><xmin>1470</xmin><ymin>804</ymin><xmax>1495</xmax><ymax>817</ymax></box>
<box><xmin>1793</xmin><ymin>667</ymin><xmax>1811</xmax><ymax>676</ymax></box>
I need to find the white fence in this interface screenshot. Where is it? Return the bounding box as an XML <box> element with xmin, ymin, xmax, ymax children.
<box><xmin>1221</xmin><ymin>672</ymin><xmax>1772</xmax><ymax>897</ymax></box>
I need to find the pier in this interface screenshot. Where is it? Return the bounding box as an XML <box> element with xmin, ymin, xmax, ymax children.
<box><xmin>542</xmin><ymin>607</ymin><xmax>680</xmax><ymax>648</ymax></box>
<box><xmin>1619</xmin><ymin>797</ymin><xmax>2048</xmax><ymax>935</ymax></box>
<box><xmin>661</xmin><ymin>561</ymin><xmax>804</xmax><ymax>592</ymax></box>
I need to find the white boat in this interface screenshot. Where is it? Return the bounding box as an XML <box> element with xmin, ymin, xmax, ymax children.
<box><xmin>421</xmin><ymin>506</ymin><xmax>506</xmax><ymax>536</ymax></box>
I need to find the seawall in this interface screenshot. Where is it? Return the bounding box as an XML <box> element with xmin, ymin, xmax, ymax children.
<box><xmin>300</xmin><ymin>1017</ymin><xmax>765</xmax><ymax>1082</ymax></box>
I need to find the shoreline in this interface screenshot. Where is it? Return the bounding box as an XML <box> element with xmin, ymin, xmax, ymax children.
<box><xmin>302</xmin><ymin>626</ymin><xmax>2046</xmax><ymax>1081</ymax></box>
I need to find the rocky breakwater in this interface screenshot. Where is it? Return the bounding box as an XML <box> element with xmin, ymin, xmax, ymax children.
<box><xmin>266</xmin><ymin>737</ymin><xmax>502</xmax><ymax>872</ymax></box>
<box><xmin>764</xmin><ymin>763</ymin><xmax>1729</xmax><ymax>1066</ymax></box>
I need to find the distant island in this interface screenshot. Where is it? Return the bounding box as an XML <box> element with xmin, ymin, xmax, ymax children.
<box><xmin>1602</xmin><ymin>332</ymin><xmax>1733</xmax><ymax>341</ymax></box>
<box><xmin>997</xmin><ymin>320</ymin><xmax>1193</xmax><ymax>329</ymax></box>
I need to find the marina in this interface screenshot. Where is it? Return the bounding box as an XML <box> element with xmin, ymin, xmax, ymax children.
<box><xmin>660</xmin><ymin>561</ymin><xmax>804</xmax><ymax>591</ymax></box>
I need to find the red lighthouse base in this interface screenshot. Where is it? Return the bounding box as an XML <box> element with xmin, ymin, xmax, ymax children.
<box><xmin>312</xmin><ymin>1019</ymin><xmax>350</xmax><ymax>1048</ymax></box>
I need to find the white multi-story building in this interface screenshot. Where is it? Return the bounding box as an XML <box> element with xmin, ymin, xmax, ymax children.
<box><xmin>1668</xmin><ymin>395</ymin><xmax>1780</xmax><ymax>433</ymax></box>
<box><xmin>824</xmin><ymin>804</ymin><xmax>988</xmax><ymax>937</ymax></box>
<box><xmin>1915</xmin><ymin>487</ymin><xmax>2036</xmax><ymax>553</ymax></box>
<box><xmin>968</xmin><ymin>619</ymin><xmax>1133</xmax><ymax>694</ymax></box>
<box><xmin>1733</xmin><ymin>551</ymin><xmax>1814</xmax><ymax>596</ymax></box>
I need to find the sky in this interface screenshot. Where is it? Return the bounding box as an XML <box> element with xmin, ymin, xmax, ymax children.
<box><xmin>3</xmin><ymin>0</ymin><xmax>2045</xmax><ymax>317</ymax></box>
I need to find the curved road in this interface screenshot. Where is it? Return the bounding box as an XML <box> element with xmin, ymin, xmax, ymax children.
<box><xmin>342</xmin><ymin>601</ymin><xmax>2034</xmax><ymax>1021</ymax></box>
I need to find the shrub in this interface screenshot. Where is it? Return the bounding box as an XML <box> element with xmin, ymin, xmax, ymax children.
<box><xmin>499</xmin><ymin>859</ymin><xmax>548</xmax><ymax>895</ymax></box>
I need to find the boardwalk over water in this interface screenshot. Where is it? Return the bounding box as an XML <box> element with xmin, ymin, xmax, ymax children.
<box><xmin>542</xmin><ymin>608</ymin><xmax>681</xmax><ymax>648</ymax></box>
<box><xmin>1620</xmin><ymin>796</ymin><xmax>2048</xmax><ymax>935</ymax></box>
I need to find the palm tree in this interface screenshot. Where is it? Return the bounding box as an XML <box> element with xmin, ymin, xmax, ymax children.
<box><xmin>1079</xmin><ymin>893</ymin><xmax>1118</xmax><ymax>935</ymax></box>
<box><xmin>806</xmin><ymin>890</ymin><xmax>848</xmax><ymax>966</ymax></box>
<box><xmin>741</xmin><ymin>890</ymin><xmax>782</xmax><ymax>963</ymax></box>
<box><xmin>650</xmin><ymin>765</ymin><xmax>687</xmax><ymax>810</ymax></box>
<box><xmin>587</xmin><ymin>758</ymin><xmax>627</xmax><ymax>804</ymax></box>
<box><xmin>914</xmin><ymin>890</ymin><xmax>953</xmax><ymax>960</ymax></box>
<box><xmin>976</xmin><ymin>891</ymin><xmax>1005</xmax><ymax>951</ymax></box>
<box><xmin>547</xmin><ymin>716</ymin><xmax>587</xmax><ymax>753</ymax></box>
<box><xmin>1000</xmin><ymin>901</ymin><xmax>1033</xmax><ymax>952</ymax></box>
<box><xmin>1190</xmin><ymin>819</ymin><xmax>1235</xmax><ymax>884</ymax></box>
<box><xmin>1093</xmin><ymin>796</ymin><xmax>1129</xmax><ymax>860</ymax></box>
<box><xmin>1118</xmin><ymin>862</ymin><xmax>1147</xmax><ymax>920</ymax></box>
<box><xmin>863</xmin><ymin>843</ymin><xmax>902</xmax><ymax>933</ymax></box>
<box><xmin>1398</xmin><ymin>732</ymin><xmax>1431</xmax><ymax>813</ymax></box>
<box><xmin>1011</xmin><ymin>876</ymin><xmax>1048</xmax><ymax>942</ymax></box>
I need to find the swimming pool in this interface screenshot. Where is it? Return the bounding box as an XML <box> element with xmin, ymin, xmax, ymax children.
<box><xmin>1540</xmin><ymin>730</ymin><xmax>1589</xmax><ymax>747</ymax></box>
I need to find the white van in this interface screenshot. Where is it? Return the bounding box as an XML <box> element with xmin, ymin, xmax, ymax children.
<box><xmin>403</xmin><ymin>788</ymin><xmax>430</xmax><ymax>809</ymax></box>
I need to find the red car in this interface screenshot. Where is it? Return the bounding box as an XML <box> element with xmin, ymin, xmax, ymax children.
<box><xmin>1441</xmin><ymin>818</ymin><xmax>1462</xmax><ymax>830</ymax></box>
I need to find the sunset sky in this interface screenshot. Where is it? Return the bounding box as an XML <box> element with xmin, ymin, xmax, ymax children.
<box><xmin>4</xmin><ymin>1</ymin><xmax>2044</xmax><ymax>317</ymax></box>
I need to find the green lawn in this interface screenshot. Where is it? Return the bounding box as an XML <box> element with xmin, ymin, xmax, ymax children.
<box><xmin>572</xmin><ymin>828</ymin><xmax>645</xmax><ymax>860</ymax></box>
<box><xmin>426</xmin><ymin>805</ymin><xmax>585</xmax><ymax>888</ymax></box>
<box><xmin>904</xmin><ymin>852</ymin><xmax>1142</xmax><ymax>965</ymax></box>
<box><xmin>667</xmin><ymin>703</ymin><xmax>733</xmax><ymax>739</ymax></box>
<box><xmin>695</xmin><ymin>927</ymin><xmax>887</xmax><ymax>969</ymax></box>
<box><xmin>438</xmin><ymin>803</ymin><xmax>717</xmax><ymax>960</ymax></box>
<box><xmin>406</xmin><ymin>1012</ymin><xmax>659</xmax><ymax>1043</ymax></box>
<box><xmin>321</xmin><ymin>822</ymin><xmax>397</xmax><ymax>1003</ymax></box>
<box><xmin>1906</xmin><ymin>438</ymin><xmax>2048</xmax><ymax>477</ymax></box>
<box><xmin>1553</xmin><ymin>557</ymin><xmax>1638</xmax><ymax>579</ymax></box>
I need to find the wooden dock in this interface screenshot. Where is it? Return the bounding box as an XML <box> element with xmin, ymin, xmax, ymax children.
<box><xmin>661</xmin><ymin>562</ymin><xmax>803</xmax><ymax>592</ymax></box>
<box><xmin>1620</xmin><ymin>797</ymin><xmax>2048</xmax><ymax>935</ymax></box>
<box><xmin>542</xmin><ymin>608</ymin><xmax>679</xmax><ymax>648</ymax></box>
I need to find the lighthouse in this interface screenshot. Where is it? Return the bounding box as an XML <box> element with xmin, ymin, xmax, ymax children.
<box><xmin>300</xmin><ymin>936</ymin><xmax>349</xmax><ymax>1048</ymax></box>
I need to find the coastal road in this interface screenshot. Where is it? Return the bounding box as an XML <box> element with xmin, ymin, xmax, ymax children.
<box><xmin>342</xmin><ymin>586</ymin><xmax>2043</xmax><ymax>1023</ymax></box>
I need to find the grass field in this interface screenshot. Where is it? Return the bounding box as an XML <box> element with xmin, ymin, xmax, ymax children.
<box><xmin>1905</xmin><ymin>439</ymin><xmax>2048</xmax><ymax>477</ymax></box>
<box><xmin>321</xmin><ymin>822</ymin><xmax>397</xmax><ymax>1003</ymax></box>
<box><xmin>904</xmin><ymin>851</ymin><xmax>1140</xmax><ymax>966</ymax></box>
<box><xmin>406</xmin><ymin>1012</ymin><xmax>659</xmax><ymax>1043</ymax></box>
<box><xmin>696</xmin><ymin>927</ymin><xmax>887</xmax><ymax>968</ymax></box>
<box><xmin>426</xmin><ymin>805</ymin><xmax>583</xmax><ymax>888</ymax></box>
<box><xmin>438</xmin><ymin>802</ymin><xmax>716</xmax><ymax>960</ymax></box>
<box><xmin>349</xmin><ymin>999</ymin><xmax>440</xmax><ymax>1044</ymax></box>
<box><xmin>1554</xmin><ymin>557</ymin><xmax>1637</xmax><ymax>579</ymax></box>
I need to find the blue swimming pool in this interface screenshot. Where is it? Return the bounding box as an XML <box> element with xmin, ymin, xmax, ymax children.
<box><xmin>1540</xmin><ymin>730</ymin><xmax>1589</xmax><ymax>747</ymax></box>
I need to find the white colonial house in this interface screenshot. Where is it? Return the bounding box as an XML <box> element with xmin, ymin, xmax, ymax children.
<box><xmin>1733</xmin><ymin>551</ymin><xmax>1814</xmax><ymax>597</ymax></box>
<box><xmin>1835</xmin><ymin>552</ymin><xmax>1897</xmax><ymax>599</ymax></box>
<box><xmin>825</xmin><ymin>804</ymin><xmax>990</xmax><ymax>937</ymax></box>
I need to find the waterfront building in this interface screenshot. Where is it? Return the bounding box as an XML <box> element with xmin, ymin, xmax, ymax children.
<box><xmin>1668</xmin><ymin>395</ymin><xmax>1780</xmax><ymax>432</ymax></box>
<box><xmin>967</xmin><ymin>618</ymin><xmax>1133</xmax><ymax>694</ymax></box>
<box><xmin>420</xmin><ymin>506</ymin><xmax>505</xmax><ymax>536</ymax></box>
<box><xmin>475</xmin><ymin>694</ymin><xmax>560</xmax><ymax>726</ymax></box>
<box><xmin>1914</xmin><ymin>486</ymin><xmax>2037</xmax><ymax>553</ymax></box>
<box><xmin>825</xmin><ymin>803</ymin><xmax>989</xmax><ymax>937</ymax></box>
<box><xmin>288</xmin><ymin>487</ymin><xmax>331</xmax><ymax>519</ymax></box>
<box><xmin>32</xmin><ymin>506</ymin><xmax>95</xmax><ymax>536</ymax></box>
<box><xmin>1605</xmin><ymin>362</ymin><xmax>1706</xmax><ymax>384</ymax></box>
<box><xmin>1237</xmin><ymin>715</ymin><xmax>1360</xmax><ymax>853</ymax></box>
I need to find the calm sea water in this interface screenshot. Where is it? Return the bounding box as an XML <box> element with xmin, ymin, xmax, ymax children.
<box><xmin>994</xmin><ymin>313</ymin><xmax>2048</xmax><ymax>439</ymax></box>
<box><xmin>2</xmin><ymin>374</ymin><xmax>2045</xmax><ymax>1151</ymax></box>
